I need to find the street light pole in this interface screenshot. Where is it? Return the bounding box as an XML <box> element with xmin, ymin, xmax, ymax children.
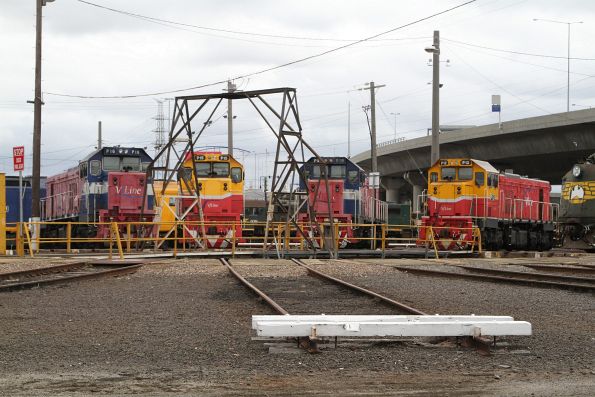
<box><xmin>425</xmin><ymin>30</ymin><xmax>440</xmax><ymax>164</ymax></box>
<box><xmin>390</xmin><ymin>112</ymin><xmax>400</xmax><ymax>140</ymax></box>
<box><xmin>533</xmin><ymin>18</ymin><xmax>583</xmax><ymax>112</ymax></box>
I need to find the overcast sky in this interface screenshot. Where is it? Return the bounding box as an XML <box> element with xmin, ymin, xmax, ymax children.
<box><xmin>1</xmin><ymin>0</ymin><xmax>594</xmax><ymax>187</ymax></box>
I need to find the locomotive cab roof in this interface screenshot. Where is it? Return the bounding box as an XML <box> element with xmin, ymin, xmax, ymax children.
<box><xmin>80</xmin><ymin>146</ymin><xmax>151</xmax><ymax>162</ymax></box>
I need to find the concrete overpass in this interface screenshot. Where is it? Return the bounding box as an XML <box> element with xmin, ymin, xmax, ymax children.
<box><xmin>352</xmin><ymin>108</ymin><xmax>595</xmax><ymax>205</ymax></box>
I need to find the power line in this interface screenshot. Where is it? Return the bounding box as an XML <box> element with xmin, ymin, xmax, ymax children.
<box><xmin>76</xmin><ymin>0</ymin><xmax>427</xmax><ymax>44</ymax></box>
<box><xmin>443</xmin><ymin>37</ymin><xmax>595</xmax><ymax>61</ymax></box>
<box><xmin>46</xmin><ymin>0</ymin><xmax>477</xmax><ymax>99</ymax></box>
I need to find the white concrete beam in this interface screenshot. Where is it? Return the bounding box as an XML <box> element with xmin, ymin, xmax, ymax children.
<box><xmin>252</xmin><ymin>315</ymin><xmax>531</xmax><ymax>338</ymax></box>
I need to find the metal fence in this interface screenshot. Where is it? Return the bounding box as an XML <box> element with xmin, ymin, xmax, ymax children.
<box><xmin>2</xmin><ymin>220</ymin><xmax>482</xmax><ymax>259</ymax></box>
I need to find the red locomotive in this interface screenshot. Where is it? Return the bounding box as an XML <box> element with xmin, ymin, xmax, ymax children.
<box><xmin>419</xmin><ymin>159</ymin><xmax>555</xmax><ymax>250</ymax></box>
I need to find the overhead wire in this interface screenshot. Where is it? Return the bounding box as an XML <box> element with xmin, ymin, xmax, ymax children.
<box><xmin>443</xmin><ymin>37</ymin><xmax>595</xmax><ymax>61</ymax></box>
<box><xmin>47</xmin><ymin>0</ymin><xmax>477</xmax><ymax>99</ymax></box>
<box><xmin>76</xmin><ymin>0</ymin><xmax>428</xmax><ymax>44</ymax></box>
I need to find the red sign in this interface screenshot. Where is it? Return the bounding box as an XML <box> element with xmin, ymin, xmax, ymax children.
<box><xmin>13</xmin><ymin>146</ymin><xmax>24</xmax><ymax>172</ymax></box>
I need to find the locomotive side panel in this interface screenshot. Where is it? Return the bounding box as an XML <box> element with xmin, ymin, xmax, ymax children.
<box><xmin>44</xmin><ymin>167</ymin><xmax>81</xmax><ymax>221</ymax></box>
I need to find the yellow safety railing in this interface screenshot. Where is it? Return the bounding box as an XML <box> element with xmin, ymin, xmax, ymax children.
<box><xmin>2</xmin><ymin>220</ymin><xmax>482</xmax><ymax>259</ymax></box>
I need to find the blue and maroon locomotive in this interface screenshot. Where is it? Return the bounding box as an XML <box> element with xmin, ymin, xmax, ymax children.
<box><xmin>299</xmin><ymin>157</ymin><xmax>386</xmax><ymax>246</ymax></box>
<box><xmin>41</xmin><ymin>146</ymin><xmax>154</xmax><ymax>239</ymax></box>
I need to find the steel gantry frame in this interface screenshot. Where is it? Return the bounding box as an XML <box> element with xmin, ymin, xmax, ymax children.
<box><xmin>141</xmin><ymin>87</ymin><xmax>337</xmax><ymax>258</ymax></box>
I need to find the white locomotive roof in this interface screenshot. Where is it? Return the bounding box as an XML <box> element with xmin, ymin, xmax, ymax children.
<box><xmin>471</xmin><ymin>159</ymin><xmax>499</xmax><ymax>173</ymax></box>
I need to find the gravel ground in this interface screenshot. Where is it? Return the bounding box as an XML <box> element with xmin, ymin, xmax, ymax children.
<box><xmin>0</xmin><ymin>256</ymin><xmax>593</xmax><ymax>396</ymax></box>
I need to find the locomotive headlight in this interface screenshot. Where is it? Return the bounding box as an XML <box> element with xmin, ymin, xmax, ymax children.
<box><xmin>572</xmin><ymin>165</ymin><xmax>582</xmax><ymax>177</ymax></box>
<box><xmin>223</xmin><ymin>183</ymin><xmax>228</xmax><ymax>191</ymax></box>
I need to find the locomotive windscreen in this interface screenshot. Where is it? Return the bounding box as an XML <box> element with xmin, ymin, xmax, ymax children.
<box><xmin>103</xmin><ymin>156</ymin><xmax>142</xmax><ymax>171</ymax></box>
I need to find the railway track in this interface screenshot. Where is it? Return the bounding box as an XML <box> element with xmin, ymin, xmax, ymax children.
<box><xmin>393</xmin><ymin>265</ymin><xmax>595</xmax><ymax>293</ymax></box>
<box><xmin>0</xmin><ymin>260</ymin><xmax>144</xmax><ymax>292</ymax></box>
<box><xmin>220</xmin><ymin>258</ymin><xmax>429</xmax><ymax>352</ymax></box>
<box><xmin>220</xmin><ymin>258</ymin><xmax>426</xmax><ymax>315</ymax></box>
<box><xmin>520</xmin><ymin>264</ymin><xmax>595</xmax><ymax>275</ymax></box>
<box><xmin>222</xmin><ymin>258</ymin><xmax>511</xmax><ymax>354</ymax></box>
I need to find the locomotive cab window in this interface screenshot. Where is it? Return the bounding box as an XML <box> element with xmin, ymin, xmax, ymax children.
<box><xmin>231</xmin><ymin>167</ymin><xmax>242</xmax><ymax>183</ymax></box>
<box><xmin>330</xmin><ymin>165</ymin><xmax>346</xmax><ymax>179</ymax></box>
<box><xmin>179</xmin><ymin>167</ymin><xmax>193</xmax><ymax>181</ymax></box>
<box><xmin>441</xmin><ymin>167</ymin><xmax>456</xmax><ymax>181</ymax></box>
<box><xmin>475</xmin><ymin>172</ymin><xmax>485</xmax><ymax>186</ymax></box>
<box><xmin>90</xmin><ymin>160</ymin><xmax>101</xmax><ymax>176</ymax></box>
<box><xmin>430</xmin><ymin>172</ymin><xmax>438</xmax><ymax>183</ymax></box>
<box><xmin>312</xmin><ymin>165</ymin><xmax>327</xmax><ymax>178</ymax></box>
<box><xmin>79</xmin><ymin>162</ymin><xmax>88</xmax><ymax>178</ymax></box>
<box><xmin>347</xmin><ymin>170</ymin><xmax>358</xmax><ymax>184</ymax></box>
<box><xmin>103</xmin><ymin>156</ymin><xmax>120</xmax><ymax>171</ymax></box>
<box><xmin>122</xmin><ymin>157</ymin><xmax>140</xmax><ymax>171</ymax></box>
<box><xmin>195</xmin><ymin>163</ymin><xmax>210</xmax><ymax>177</ymax></box>
<box><xmin>212</xmin><ymin>162</ymin><xmax>229</xmax><ymax>177</ymax></box>
<box><xmin>488</xmin><ymin>174</ymin><xmax>499</xmax><ymax>187</ymax></box>
<box><xmin>458</xmin><ymin>167</ymin><xmax>472</xmax><ymax>181</ymax></box>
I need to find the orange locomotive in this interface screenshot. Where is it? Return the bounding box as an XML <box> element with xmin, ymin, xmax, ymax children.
<box><xmin>419</xmin><ymin>159</ymin><xmax>555</xmax><ymax>251</ymax></box>
<box><xmin>178</xmin><ymin>151</ymin><xmax>244</xmax><ymax>248</ymax></box>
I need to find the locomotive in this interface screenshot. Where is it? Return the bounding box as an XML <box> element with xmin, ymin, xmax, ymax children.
<box><xmin>176</xmin><ymin>151</ymin><xmax>244</xmax><ymax>248</ymax></box>
<box><xmin>419</xmin><ymin>158</ymin><xmax>555</xmax><ymax>251</ymax></box>
<box><xmin>298</xmin><ymin>157</ymin><xmax>387</xmax><ymax>247</ymax></box>
<box><xmin>41</xmin><ymin>146</ymin><xmax>154</xmax><ymax>239</ymax></box>
<box><xmin>558</xmin><ymin>153</ymin><xmax>595</xmax><ymax>250</ymax></box>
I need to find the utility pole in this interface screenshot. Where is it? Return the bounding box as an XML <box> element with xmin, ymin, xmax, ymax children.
<box><xmin>426</xmin><ymin>30</ymin><xmax>440</xmax><ymax>164</ymax></box>
<box><xmin>97</xmin><ymin>121</ymin><xmax>102</xmax><ymax>150</ymax></box>
<box><xmin>31</xmin><ymin>0</ymin><xmax>44</xmax><ymax>221</ymax></box>
<box><xmin>360</xmin><ymin>81</ymin><xmax>385</xmax><ymax>172</ymax></box>
<box><xmin>225</xmin><ymin>80</ymin><xmax>237</xmax><ymax>157</ymax></box>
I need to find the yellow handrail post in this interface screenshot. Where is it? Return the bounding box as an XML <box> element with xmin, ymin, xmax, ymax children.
<box><xmin>429</xmin><ymin>226</ymin><xmax>439</xmax><ymax>259</ymax></box>
<box><xmin>66</xmin><ymin>222</ymin><xmax>72</xmax><ymax>254</ymax></box>
<box><xmin>284</xmin><ymin>222</ymin><xmax>289</xmax><ymax>252</ymax></box>
<box><xmin>108</xmin><ymin>224</ymin><xmax>113</xmax><ymax>260</ymax></box>
<box><xmin>24</xmin><ymin>222</ymin><xmax>34</xmax><ymax>258</ymax></box>
<box><xmin>126</xmin><ymin>223</ymin><xmax>131</xmax><ymax>253</ymax></box>
<box><xmin>111</xmin><ymin>222</ymin><xmax>124</xmax><ymax>259</ymax></box>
